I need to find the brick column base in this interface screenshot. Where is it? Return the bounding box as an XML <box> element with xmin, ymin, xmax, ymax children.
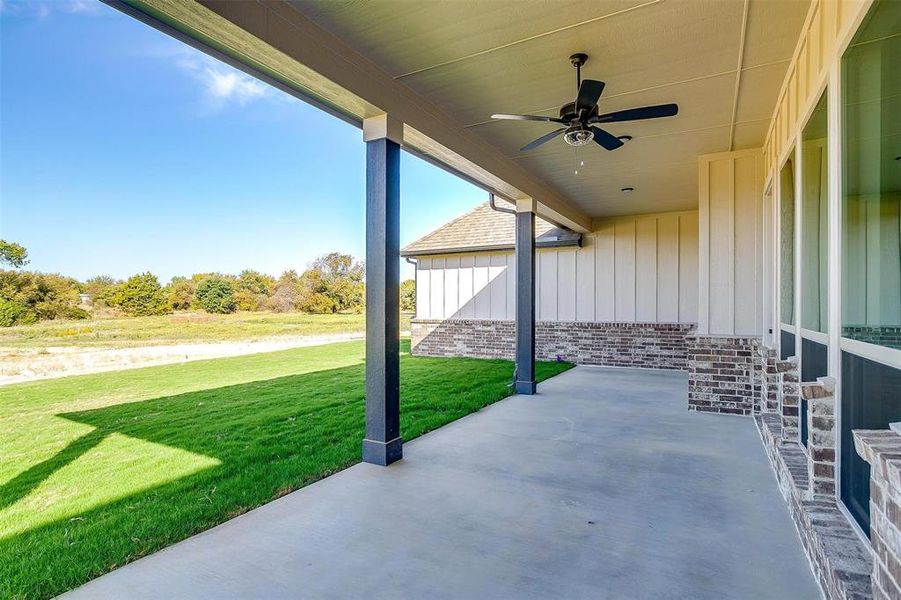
<box><xmin>854</xmin><ymin>428</ymin><xmax>901</xmax><ymax>599</ymax></box>
<box><xmin>801</xmin><ymin>377</ymin><xmax>836</xmax><ymax>499</ymax></box>
<box><xmin>687</xmin><ymin>335</ymin><xmax>759</xmax><ymax>415</ymax></box>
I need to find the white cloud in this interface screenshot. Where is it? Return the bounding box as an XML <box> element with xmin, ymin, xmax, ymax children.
<box><xmin>171</xmin><ymin>49</ymin><xmax>271</xmax><ymax>111</ymax></box>
<box><xmin>0</xmin><ymin>0</ymin><xmax>103</xmax><ymax>18</ymax></box>
<box><xmin>202</xmin><ymin>65</ymin><xmax>267</xmax><ymax>105</ymax></box>
<box><xmin>66</xmin><ymin>0</ymin><xmax>102</xmax><ymax>14</ymax></box>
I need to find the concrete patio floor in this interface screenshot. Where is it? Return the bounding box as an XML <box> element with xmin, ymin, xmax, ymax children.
<box><xmin>65</xmin><ymin>366</ymin><xmax>820</xmax><ymax>599</ymax></box>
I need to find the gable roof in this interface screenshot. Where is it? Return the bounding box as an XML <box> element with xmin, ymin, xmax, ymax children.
<box><xmin>401</xmin><ymin>200</ymin><xmax>581</xmax><ymax>257</ymax></box>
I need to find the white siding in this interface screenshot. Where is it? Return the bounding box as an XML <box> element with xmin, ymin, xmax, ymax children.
<box><xmin>416</xmin><ymin>257</ymin><xmax>431</xmax><ymax>317</ymax></box>
<box><xmin>458</xmin><ymin>254</ymin><xmax>474</xmax><ymax>318</ymax></box>
<box><xmin>557</xmin><ymin>250</ymin><xmax>577</xmax><ymax>321</ymax></box>
<box><xmin>575</xmin><ymin>241</ymin><xmax>595</xmax><ymax>321</ymax></box>
<box><xmin>679</xmin><ymin>214</ymin><xmax>700</xmax><ymax>323</ymax></box>
<box><xmin>413</xmin><ymin>210</ymin><xmax>700</xmax><ymax>324</ymax></box>
<box><xmin>635</xmin><ymin>217</ymin><xmax>657</xmax><ymax>321</ymax></box>
<box><xmin>488</xmin><ymin>253</ymin><xmax>507</xmax><ymax>319</ymax></box>
<box><xmin>614</xmin><ymin>220</ymin><xmax>637</xmax><ymax>321</ymax></box>
<box><xmin>657</xmin><ymin>215</ymin><xmax>680</xmax><ymax>322</ymax></box>
<box><xmin>473</xmin><ymin>254</ymin><xmax>490</xmax><ymax>318</ymax></box>
<box><xmin>539</xmin><ymin>251</ymin><xmax>557</xmax><ymax>320</ymax></box>
<box><xmin>444</xmin><ymin>255</ymin><xmax>460</xmax><ymax>319</ymax></box>
<box><xmin>595</xmin><ymin>222</ymin><xmax>615</xmax><ymax>320</ymax></box>
<box><xmin>429</xmin><ymin>257</ymin><xmax>445</xmax><ymax>319</ymax></box>
<box><xmin>698</xmin><ymin>149</ymin><xmax>764</xmax><ymax>335</ymax></box>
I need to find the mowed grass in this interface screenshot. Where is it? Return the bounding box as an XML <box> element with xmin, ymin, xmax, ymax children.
<box><xmin>0</xmin><ymin>339</ymin><xmax>572</xmax><ymax>599</ymax></box>
<box><xmin>0</xmin><ymin>311</ymin><xmax>412</xmax><ymax>349</ymax></box>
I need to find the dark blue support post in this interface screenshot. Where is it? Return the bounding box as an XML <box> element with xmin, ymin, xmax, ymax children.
<box><xmin>515</xmin><ymin>205</ymin><xmax>537</xmax><ymax>395</ymax></box>
<box><xmin>362</xmin><ymin>116</ymin><xmax>402</xmax><ymax>466</ymax></box>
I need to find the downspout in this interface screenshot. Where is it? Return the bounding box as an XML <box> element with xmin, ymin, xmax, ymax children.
<box><xmin>488</xmin><ymin>192</ymin><xmax>516</xmax><ymax>215</ymax></box>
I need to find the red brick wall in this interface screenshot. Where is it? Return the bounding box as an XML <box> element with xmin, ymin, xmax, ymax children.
<box><xmin>411</xmin><ymin>319</ymin><xmax>695</xmax><ymax>370</ymax></box>
<box><xmin>854</xmin><ymin>430</ymin><xmax>901</xmax><ymax>599</ymax></box>
<box><xmin>686</xmin><ymin>335</ymin><xmax>760</xmax><ymax>415</ymax></box>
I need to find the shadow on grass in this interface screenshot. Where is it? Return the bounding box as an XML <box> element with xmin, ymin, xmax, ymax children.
<box><xmin>0</xmin><ymin>346</ymin><xmax>572</xmax><ymax>599</ymax></box>
<box><xmin>0</xmin><ymin>430</ymin><xmax>106</xmax><ymax>512</ymax></box>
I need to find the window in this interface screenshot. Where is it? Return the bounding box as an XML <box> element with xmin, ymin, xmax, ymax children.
<box><xmin>839</xmin><ymin>0</ymin><xmax>901</xmax><ymax>534</ymax></box>
<box><xmin>841</xmin><ymin>1</ymin><xmax>901</xmax><ymax>351</ymax></box>
<box><xmin>780</xmin><ymin>152</ymin><xmax>797</xmax><ymax>326</ymax></box>
<box><xmin>800</xmin><ymin>92</ymin><xmax>829</xmax><ymax>333</ymax></box>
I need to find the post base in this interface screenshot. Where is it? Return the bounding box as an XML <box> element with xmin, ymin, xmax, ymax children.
<box><xmin>362</xmin><ymin>437</ymin><xmax>403</xmax><ymax>466</ymax></box>
<box><xmin>515</xmin><ymin>380</ymin><xmax>537</xmax><ymax>395</ymax></box>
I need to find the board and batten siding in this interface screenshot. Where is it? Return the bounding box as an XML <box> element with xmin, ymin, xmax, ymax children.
<box><xmin>415</xmin><ymin>210</ymin><xmax>699</xmax><ymax>324</ymax></box>
<box><xmin>698</xmin><ymin>149</ymin><xmax>765</xmax><ymax>336</ymax></box>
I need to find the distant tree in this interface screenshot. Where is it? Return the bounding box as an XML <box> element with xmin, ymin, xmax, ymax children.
<box><xmin>166</xmin><ymin>277</ymin><xmax>197</xmax><ymax>311</ymax></box>
<box><xmin>277</xmin><ymin>269</ymin><xmax>300</xmax><ymax>286</ymax></box>
<box><xmin>400</xmin><ymin>279</ymin><xmax>416</xmax><ymax>312</ymax></box>
<box><xmin>107</xmin><ymin>272</ymin><xmax>170</xmax><ymax>316</ymax></box>
<box><xmin>0</xmin><ymin>298</ymin><xmax>33</xmax><ymax>327</ymax></box>
<box><xmin>83</xmin><ymin>275</ymin><xmax>119</xmax><ymax>306</ymax></box>
<box><xmin>297</xmin><ymin>253</ymin><xmax>365</xmax><ymax>314</ymax></box>
<box><xmin>0</xmin><ymin>270</ymin><xmax>87</xmax><ymax>326</ymax></box>
<box><xmin>0</xmin><ymin>240</ymin><xmax>29</xmax><ymax>268</ymax></box>
<box><xmin>235</xmin><ymin>269</ymin><xmax>276</xmax><ymax>311</ymax></box>
<box><xmin>195</xmin><ymin>276</ymin><xmax>237</xmax><ymax>314</ymax></box>
<box><xmin>262</xmin><ymin>270</ymin><xmax>300</xmax><ymax>313</ymax></box>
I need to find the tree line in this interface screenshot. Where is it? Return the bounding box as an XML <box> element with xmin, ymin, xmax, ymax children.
<box><xmin>0</xmin><ymin>243</ymin><xmax>416</xmax><ymax>327</ymax></box>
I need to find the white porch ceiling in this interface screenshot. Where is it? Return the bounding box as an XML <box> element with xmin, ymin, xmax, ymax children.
<box><xmin>288</xmin><ymin>0</ymin><xmax>810</xmax><ymax>219</ymax></box>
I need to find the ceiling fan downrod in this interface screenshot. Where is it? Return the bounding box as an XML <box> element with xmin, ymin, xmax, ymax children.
<box><xmin>570</xmin><ymin>53</ymin><xmax>588</xmax><ymax>92</ymax></box>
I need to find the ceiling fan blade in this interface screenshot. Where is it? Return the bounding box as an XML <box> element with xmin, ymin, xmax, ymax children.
<box><xmin>591</xmin><ymin>127</ymin><xmax>624</xmax><ymax>151</ymax></box>
<box><xmin>592</xmin><ymin>103</ymin><xmax>679</xmax><ymax>123</ymax></box>
<box><xmin>576</xmin><ymin>79</ymin><xmax>605</xmax><ymax>113</ymax></box>
<box><xmin>491</xmin><ymin>113</ymin><xmax>564</xmax><ymax>123</ymax></box>
<box><xmin>520</xmin><ymin>128</ymin><xmax>566</xmax><ymax>151</ymax></box>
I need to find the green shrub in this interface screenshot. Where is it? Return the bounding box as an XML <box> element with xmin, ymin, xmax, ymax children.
<box><xmin>107</xmin><ymin>273</ymin><xmax>170</xmax><ymax>316</ymax></box>
<box><xmin>0</xmin><ymin>270</ymin><xmax>84</xmax><ymax>326</ymax></box>
<box><xmin>195</xmin><ymin>277</ymin><xmax>237</xmax><ymax>314</ymax></box>
<box><xmin>166</xmin><ymin>277</ymin><xmax>196</xmax><ymax>311</ymax></box>
<box><xmin>59</xmin><ymin>306</ymin><xmax>90</xmax><ymax>321</ymax></box>
<box><xmin>400</xmin><ymin>279</ymin><xmax>415</xmax><ymax>312</ymax></box>
<box><xmin>298</xmin><ymin>292</ymin><xmax>337</xmax><ymax>314</ymax></box>
<box><xmin>234</xmin><ymin>270</ymin><xmax>275</xmax><ymax>311</ymax></box>
<box><xmin>83</xmin><ymin>275</ymin><xmax>119</xmax><ymax>306</ymax></box>
<box><xmin>0</xmin><ymin>299</ymin><xmax>35</xmax><ymax>326</ymax></box>
<box><xmin>297</xmin><ymin>253</ymin><xmax>364</xmax><ymax>314</ymax></box>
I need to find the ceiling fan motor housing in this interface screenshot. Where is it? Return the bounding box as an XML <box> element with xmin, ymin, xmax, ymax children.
<box><xmin>559</xmin><ymin>102</ymin><xmax>598</xmax><ymax>122</ymax></box>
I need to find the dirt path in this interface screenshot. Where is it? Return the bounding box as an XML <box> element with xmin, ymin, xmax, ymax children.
<box><xmin>0</xmin><ymin>333</ymin><xmax>374</xmax><ymax>385</ymax></box>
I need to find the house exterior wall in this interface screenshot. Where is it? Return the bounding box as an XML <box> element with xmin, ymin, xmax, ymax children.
<box><xmin>414</xmin><ymin>210</ymin><xmax>698</xmax><ymax>324</ymax></box>
<box><xmin>698</xmin><ymin>149</ymin><xmax>766</xmax><ymax>336</ymax></box>
<box><xmin>411</xmin><ymin>319</ymin><xmax>695</xmax><ymax>371</ymax></box>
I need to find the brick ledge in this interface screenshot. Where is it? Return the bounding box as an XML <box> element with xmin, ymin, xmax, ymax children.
<box><xmin>756</xmin><ymin>415</ymin><xmax>873</xmax><ymax>599</ymax></box>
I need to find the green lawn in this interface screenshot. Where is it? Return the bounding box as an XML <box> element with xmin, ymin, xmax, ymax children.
<box><xmin>0</xmin><ymin>311</ymin><xmax>412</xmax><ymax>349</ymax></box>
<box><xmin>0</xmin><ymin>340</ymin><xmax>571</xmax><ymax>599</ymax></box>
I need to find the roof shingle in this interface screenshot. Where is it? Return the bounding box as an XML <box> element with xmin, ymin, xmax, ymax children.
<box><xmin>401</xmin><ymin>200</ymin><xmax>580</xmax><ymax>257</ymax></box>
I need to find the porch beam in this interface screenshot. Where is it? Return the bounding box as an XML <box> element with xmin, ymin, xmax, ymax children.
<box><xmin>362</xmin><ymin>115</ymin><xmax>402</xmax><ymax>466</ymax></box>
<box><xmin>514</xmin><ymin>199</ymin><xmax>537</xmax><ymax>395</ymax></box>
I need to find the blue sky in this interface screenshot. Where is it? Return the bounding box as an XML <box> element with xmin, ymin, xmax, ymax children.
<box><xmin>0</xmin><ymin>0</ymin><xmax>485</xmax><ymax>281</ymax></box>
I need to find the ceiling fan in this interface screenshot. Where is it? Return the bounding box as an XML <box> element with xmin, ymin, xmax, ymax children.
<box><xmin>491</xmin><ymin>53</ymin><xmax>679</xmax><ymax>152</ymax></box>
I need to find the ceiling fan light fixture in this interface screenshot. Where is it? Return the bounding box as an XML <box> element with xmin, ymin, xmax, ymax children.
<box><xmin>563</xmin><ymin>126</ymin><xmax>594</xmax><ymax>147</ymax></box>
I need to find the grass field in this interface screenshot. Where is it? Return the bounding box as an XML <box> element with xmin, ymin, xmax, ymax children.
<box><xmin>0</xmin><ymin>311</ymin><xmax>412</xmax><ymax>349</ymax></box>
<box><xmin>0</xmin><ymin>339</ymin><xmax>572</xmax><ymax>599</ymax></box>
